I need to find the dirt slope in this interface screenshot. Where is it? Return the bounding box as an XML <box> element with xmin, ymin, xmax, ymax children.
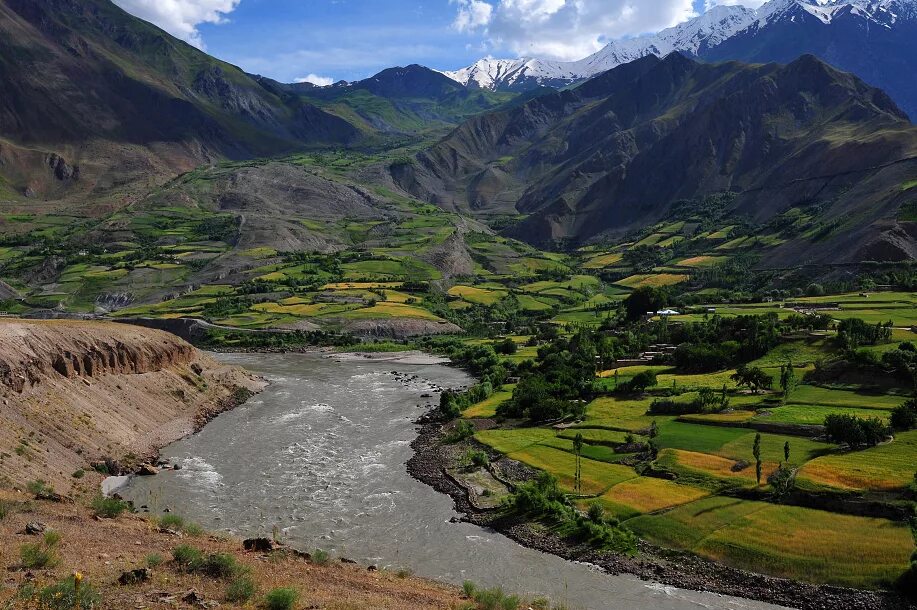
<box><xmin>0</xmin><ymin>320</ymin><xmax>265</xmax><ymax>493</ymax></box>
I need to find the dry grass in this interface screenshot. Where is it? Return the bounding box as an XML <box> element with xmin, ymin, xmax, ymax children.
<box><xmin>0</xmin><ymin>490</ymin><xmax>463</xmax><ymax>609</ymax></box>
<box><xmin>595</xmin><ymin>478</ymin><xmax>708</xmax><ymax>518</ymax></box>
<box><xmin>614</xmin><ymin>274</ymin><xmax>689</xmax><ymax>289</ymax></box>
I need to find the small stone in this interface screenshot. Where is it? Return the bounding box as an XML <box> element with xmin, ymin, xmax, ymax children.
<box><xmin>118</xmin><ymin>568</ymin><xmax>151</xmax><ymax>586</ymax></box>
<box><xmin>243</xmin><ymin>537</ymin><xmax>276</xmax><ymax>552</ymax></box>
<box><xmin>137</xmin><ymin>463</ymin><xmax>159</xmax><ymax>476</ymax></box>
<box><xmin>24</xmin><ymin>522</ymin><xmax>46</xmax><ymax>535</ymax></box>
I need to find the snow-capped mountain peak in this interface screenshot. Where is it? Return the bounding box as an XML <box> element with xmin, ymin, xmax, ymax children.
<box><xmin>442</xmin><ymin>0</ymin><xmax>917</xmax><ymax>91</ymax></box>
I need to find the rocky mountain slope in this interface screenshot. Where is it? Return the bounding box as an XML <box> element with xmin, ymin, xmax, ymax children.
<box><xmin>445</xmin><ymin>0</ymin><xmax>917</xmax><ymax>119</ymax></box>
<box><xmin>397</xmin><ymin>53</ymin><xmax>917</xmax><ymax>264</ymax></box>
<box><xmin>0</xmin><ymin>320</ymin><xmax>264</xmax><ymax>492</ymax></box>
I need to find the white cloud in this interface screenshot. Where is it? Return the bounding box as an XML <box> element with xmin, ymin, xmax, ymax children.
<box><xmin>112</xmin><ymin>0</ymin><xmax>241</xmax><ymax>49</ymax></box>
<box><xmin>705</xmin><ymin>0</ymin><xmax>768</xmax><ymax>8</ymax></box>
<box><xmin>452</xmin><ymin>0</ymin><xmax>494</xmax><ymax>32</ymax></box>
<box><xmin>454</xmin><ymin>0</ymin><xmax>700</xmax><ymax>61</ymax></box>
<box><xmin>295</xmin><ymin>74</ymin><xmax>335</xmax><ymax>87</ymax></box>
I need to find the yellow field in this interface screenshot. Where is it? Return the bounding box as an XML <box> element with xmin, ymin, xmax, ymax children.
<box><xmin>507</xmin><ymin>445</ymin><xmax>637</xmax><ymax>495</ymax></box>
<box><xmin>321</xmin><ymin>282</ymin><xmax>403</xmax><ymax>290</ymax></box>
<box><xmin>665</xmin><ymin>449</ymin><xmax>778</xmax><ymax>484</ymax></box>
<box><xmin>582</xmin><ymin>252</ymin><xmax>624</xmax><ymax>269</ymax></box>
<box><xmin>596</xmin><ymin>477</ymin><xmax>709</xmax><ymax>518</ymax></box>
<box><xmin>675</xmin><ymin>256</ymin><xmax>728</xmax><ymax>268</ymax></box>
<box><xmin>447</xmin><ymin>285</ymin><xmax>507</xmax><ymax>305</ymax></box>
<box><xmin>340</xmin><ymin>302</ymin><xmax>443</xmax><ymax>321</ymax></box>
<box><xmin>615</xmin><ymin>273</ymin><xmax>689</xmax><ymax>289</ymax></box>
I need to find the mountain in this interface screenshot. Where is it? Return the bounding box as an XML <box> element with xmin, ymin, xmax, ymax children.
<box><xmin>443</xmin><ymin>0</ymin><xmax>917</xmax><ymax>119</ymax></box>
<box><xmin>0</xmin><ymin>1</ymin><xmax>512</xmax><ymax>207</ymax></box>
<box><xmin>396</xmin><ymin>53</ymin><xmax>917</xmax><ymax>264</ymax></box>
<box><xmin>0</xmin><ymin>0</ymin><xmax>361</xmax><ymax>206</ymax></box>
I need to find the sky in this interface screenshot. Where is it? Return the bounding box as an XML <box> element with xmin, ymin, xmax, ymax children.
<box><xmin>112</xmin><ymin>0</ymin><xmax>768</xmax><ymax>85</ymax></box>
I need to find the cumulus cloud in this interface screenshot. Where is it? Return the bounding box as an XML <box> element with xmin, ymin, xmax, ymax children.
<box><xmin>453</xmin><ymin>0</ymin><xmax>495</xmax><ymax>32</ymax></box>
<box><xmin>112</xmin><ymin>0</ymin><xmax>240</xmax><ymax>49</ymax></box>
<box><xmin>454</xmin><ymin>0</ymin><xmax>700</xmax><ymax>61</ymax></box>
<box><xmin>295</xmin><ymin>74</ymin><xmax>335</xmax><ymax>87</ymax></box>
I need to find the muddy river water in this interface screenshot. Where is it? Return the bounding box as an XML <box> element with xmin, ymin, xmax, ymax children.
<box><xmin>122</xmin><ymin>352</ymin><xmax>788</xmax><ymax>610</ymax></box>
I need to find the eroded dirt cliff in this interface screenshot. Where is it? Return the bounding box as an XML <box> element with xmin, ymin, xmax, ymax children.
<box><xmin>0</xmin><ymin>320</ymin><xmax>265</xmax><ymax>492</ymax></box>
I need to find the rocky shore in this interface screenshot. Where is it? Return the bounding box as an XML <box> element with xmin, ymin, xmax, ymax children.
<box><xmin>407</xmin><ymin>417</ymin><xmax>915</xmax><ymax>610</ymax></box>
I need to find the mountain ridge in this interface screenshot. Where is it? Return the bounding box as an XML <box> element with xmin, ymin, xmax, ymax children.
<box><xmin>442</xmin><ymin>0</ymin><xmax>917</xmax><ymax>119</ymax></box>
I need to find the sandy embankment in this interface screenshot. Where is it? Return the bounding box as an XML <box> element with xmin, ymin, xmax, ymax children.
<box><xmin>0</xmin><ymin>319</ymin><xmax>265</xmax><ymax>493</ymax></box>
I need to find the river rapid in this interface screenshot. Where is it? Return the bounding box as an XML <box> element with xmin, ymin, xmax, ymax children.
<box><xmin>121</xmin><ymin>352</ymin><xmax>788</xmax><ymax>610</ymax></box>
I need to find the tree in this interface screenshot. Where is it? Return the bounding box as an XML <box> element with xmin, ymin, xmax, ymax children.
<box><xmin>648</xmin><ymin>420</ymin><xmax>659</xmax><ymax>458</ymax></box>
<box><xmin>439</xmin><ymin>390</ymin><xmax>461</xmax><ymax>420</ymax></box>
<box><xmin>731</xmin><ymin>365</ymin><xmax>773</xmax><ymax>394</ymax></box>
<box><xmin>623</xmin><ymin>286</ymin><xmax>665</xmax><ymax>322</ymax></box>
<box><xmin>495</xmin><ymin>337</ymin><xmax>518</xmax><ymax>355</ymax></box>
<box><xmin>619</xmin><ymin>370</ymin><xmax>658</xmax><ymax>394</ymax></box>
<box><xmin>779</xmin><ymin>361</ymin><xmax>797</xmax><ymax>404</ymax></box>
<box><xmin>767</xmin><ymin>464</ymin><xmax>797</xmax><ymax>500</ymax></box>
<box><xmin>573</xmin><ymin>433</ymin><xmax>584</xmax><ymax>494</ymax></box>
<box><xmin>824</xmin><ymin>414</ymin><xmax>889</xmax><ymax>449</ymax></box>
<box><xmin>891</xmin><ymin>398</ymin><xmax>917</xmax><ymax>431</ymax></box>
<box><xmin>784</xmin><ymin>441</ymin><xmax>790</xmax><ymax>464</ymax></box>
<box><xmin>753</xmin><ymin>433</ymin><xmax>762</xmax><ymax>486</ymax></box>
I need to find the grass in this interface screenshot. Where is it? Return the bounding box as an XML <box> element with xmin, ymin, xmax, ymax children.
<box><xmin>593</xmin><ymin>477</ymin><xmax>709</xmax><ymax>520</ymax></box>
<box><xmin>798</xmin><ymin>429</ymin><xmax>917</xmax><ymax>491</ymax></box>
<box><xmin>507</xmin><ymin>445</ymin><xmax>638</xmax><ymax>495</ymax></box>
<box><xmin>627</xmin><ymin>497</ymin><xmax>913</xmax><ymax>588</ymax></box>
<box><xmin>615</xmin><ymin>273</ymin><xmax>689</xmax><ymax>289</ymax></box>
<box><xmin>447</xmin><ymin>285</ymin><xmax>507</xmax><ymax>305</ymax></box>
<box><xmin>91</xmin><ymin>495</ymin><xmax>130</xmax><ymax>518</ymax></box>
<box><xmin>463</xmin><ymin>387</ymin><xmax>515</xmax><ymax>418</ymax></box>
<box><xmin>475</xmin><ymin>428</ymin><xmax>557</xmax><ymax>454</ymax></box>
<box><xmin>582</xmin><ymin>252</ymin><xmax>624</xmax><ymax>269</ymax></box>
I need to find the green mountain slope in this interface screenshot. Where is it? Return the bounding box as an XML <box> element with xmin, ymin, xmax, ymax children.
<box><xmin>393</xmin><ymin>54</ymin><xmax>917</xmax><ymax>265</ymax></box>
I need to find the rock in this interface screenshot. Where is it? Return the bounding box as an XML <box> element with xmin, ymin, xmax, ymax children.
<box><xmin>24</xmin><ymin>522</ymin><xmax>46</xmax><ymax>535</ymax></box>
<box><xmin>172</xmin><ymin>464</ymin><xmax>182</xmax><ymax>471</ymax></box>
<box><xmin>181</xmin><ymin>590</ymin><xmax>202</xmax><ymax>604</ymax></box>
<box><xmin>340</xmin><ymin>557</ymin><xmax>356</xmax><ymax>564</ymax></box>
<box><xmin>243</xmin><ymin>537</ymin><xmax>276</xmax><ymax>552</ymax></box>
<box><xmin>137</xmin><ymin>464</ymin><xmax>159</xmax><ymax>476</ymax></box>
<box><xmin>119</xmin><ymin>568</ymin><xmax>151</xmax><ymax>586</ymax></box>
<box><xmin>367</xmin><ymin>565</ymin><xmax>377</xmax><ymax>571</ymax></box>
<box><xmin>191</xmin><ymin>363</ymin><xmax>204</xmax><ymax>376</ymax></box>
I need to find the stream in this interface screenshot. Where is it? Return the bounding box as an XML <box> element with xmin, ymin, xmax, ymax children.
<box><xmin>121</xmin><ymin>352</ymin><xmax>788</xmax><ymax>610</ymax></box>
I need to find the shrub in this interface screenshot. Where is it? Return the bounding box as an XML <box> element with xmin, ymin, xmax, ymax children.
<box><xmin>200</xmin><ymin>552</ymin><xmax>241</xmax><ymax>578</ymax></box>
<box><xmin>264</xmin><ymin>587</ymin><xmax>298</xmax><ymax>610</ymax></box>
<box><xmin>463</xmin><ymin>580</ymin><xmax>477</xmax><ymax>597</ymax></box>
<box><xmin>618</xmin><ymin>370</ymin><xmax>657</xmax><ymax>394</ymax></box>
<box><xmin>158</xmin><ymin>514</ymin><xmax>203</xmax><ymax>535</ymax></box>
<box><xmin>824</xmin><ymin>414</ymin><xmax>889</xmax><ymax>448</ymax></box>
<box><xmin>145</xmin><ymin>553</ymin><xmax>163</xmax><ymax>568</ymax></box>
<box><xmin>587</xmin><ymin>502</ymin><xmax>605</xmax><ymax>524</ymax></box>
<box><xmin>226</xmin><ymin>575</ymin><xmax>257</xmax><ymax>603</ymax></box>
<box><xmin>27</xmin><ymin>479</ymin><xmax>56</xmax><ymax>500</ymax></box>
<box><xmin>767</xmin><ymin>464</ymin><xmax>798</xmax><ymax>500</ymax></box>
<box><xmin>172</xmin><ymin>544</ymin><xmax>204</xmax><ymax>570</ymax></box>
<box><xmin>468</xmin><ymin>585</ymin><xmax>520</xmax><ymax>610</ymax></box>
<box><xmin>39</xmin><ymin>575</ymin><xmax>100</xmax><ymax>610</ymax></box>
<box><xmin>465</xmin><ymin>449</ymin><xmax>490</xmax><ymax>469</ymax></box>
<box><xmin>20</xmin><ymin>532</ymin><xmax>60</xmax><ymax>569</ymax></box>
<box><xmin>311</xmin><ymin>549</ymin><xmax>330</xmax><ymax>566</ymax></box>
<box><xmin>92</xmin><ymin>495</ymin><xmax>130</xmax><ymax>518</ymax></box>
<box><xmin>72</xmin><ymin>469</ymin><xmax>85</xmax><ymax>479</ymax></box>
<box><xmin>443</xmin><ymin>420</ymin><xmax>475</xmax><ymax>444</ymax></box>
<box><xmin>891</xmin><ymin>399</ymin><xmax>917</xmax><ymax>432</ymax></box>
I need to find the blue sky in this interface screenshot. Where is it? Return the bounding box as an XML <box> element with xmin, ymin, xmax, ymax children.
<box><xmin>114</xmin><ymin>0</ymin><xmax>762</xmax><ymax>84</ymax></box>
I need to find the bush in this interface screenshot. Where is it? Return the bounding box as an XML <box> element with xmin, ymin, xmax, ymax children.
<box><xmin>92</xmin><ymin>495</ymin><xmax>130</xmax><ymax>518</ymax></box>
<box><xmin>172</xmin><ymin>544</ymin><xmax>204</xmax><ymax>570</ymax></box>
<box><xmin>264</xmin><ymin>587</ymin><xmax>298</xmax><ymax>610</ymax></box>
<box><xmin>20</xmin><ymin>531</ymin><xmax>60</xmax><ymax>569</ymax></box>
<box><xmin>587</xmin><ymin>502</ymin><xmax>605</xmax><ymax>524</ymax></box>
<box><xmin>200</xmin><ymin>552</ymin><xmax>241</xmax><ymax>579</ymax></box>
<box><xmin>39</xmin><ymin>575</ymin><xmax>100</xmax><ymax>610</ymax></box>
<box><xmin>311</xmin><ymin>548</ymin><xmax>330</xmax><ymax>566</ymax></box>
<box><xmin>158</xmin><ymin>514</ymin><xmax>203</xmax><ymax>535</ymax></box>
<box><xmin>226</xmin><ymin>575</ymin><xmax>257</xmax><ymax>603</ymax></box>
<box><xmin>824</xmin><ymin>414</ymin><xmax>889</xmax><ymax>448</ymax></box>
<box><xmin>146</xmin><ymin>553</ymin><xmax>163</xmax><ymax>568</ymax></box>
<box><xmin>27</xmin><ymin>479</ymin><xmax>57</xmax><ymax>500</ymax></box>
<box><xmin>465</xmin><ymin>450</ymin><xmax>490</xmax><ymax>468</ymax></box>
<box><xmin>443</xmin><ymin>420</ymin><xmax>475</xmax><ymax>444</ymax></box>
<box><xmin>72</xmin><ymin>469</ymin><xmax>85</xmax><ymax>479</ymax></box>
<box><xmin>891</xmin><ymin>398</ymin><xmax>917</xmax><ymax>432</ymax></box>
<box><xmin>618</xmin><ymin>370</ymin><xmax>657</xmax><ymax>394</ymax></box>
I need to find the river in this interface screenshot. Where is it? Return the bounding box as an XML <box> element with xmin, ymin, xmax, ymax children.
<box><xmin>121</xmin><ymin>352</ymin><xmax>788</xmax><ymax>610</ymax></box>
